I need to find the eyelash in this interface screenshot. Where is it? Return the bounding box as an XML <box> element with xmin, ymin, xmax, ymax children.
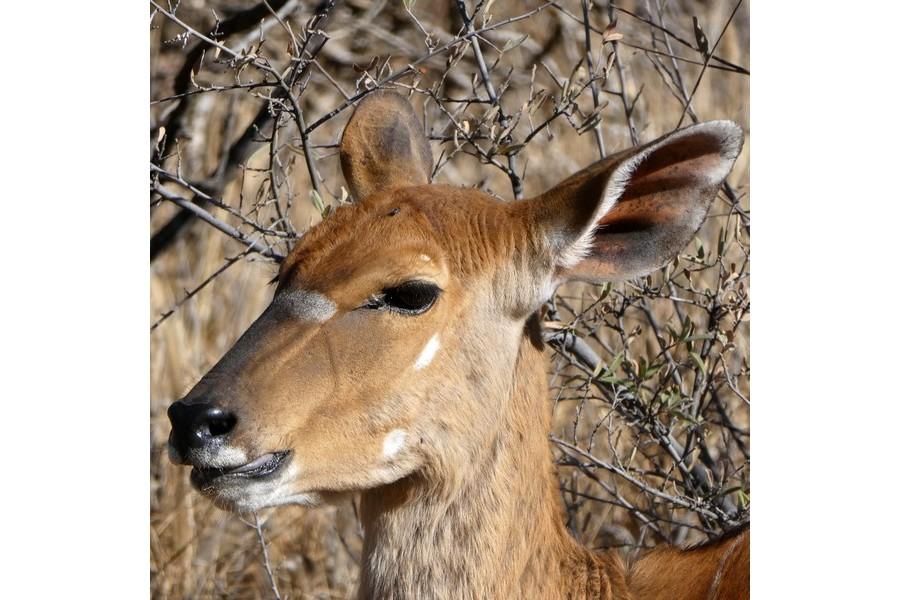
<box><xmin>363</xmin><ymin>281</ymin><xmax>442</xmax><ymax>315</ymax></box>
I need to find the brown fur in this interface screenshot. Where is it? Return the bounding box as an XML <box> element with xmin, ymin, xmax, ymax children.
<box><xmin>169</xmin><ymin>92</ymin><xmax>747</xmax><ymax>599</ymax></box>
<box><xmin>339</xmin><ymin>92</ymin><xmax>434</xmax><ymax>200</ymax></box>
<box><xmin>629</xmin><ymin>525</ymin><xmax>749</xmax><ymax>599</ymax></box>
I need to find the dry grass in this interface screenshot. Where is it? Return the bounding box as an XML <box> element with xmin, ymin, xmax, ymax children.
<box><xmin>150</xmin><ymin>1</ymin><xmax>749</xmax><ymax>597</ymax></box>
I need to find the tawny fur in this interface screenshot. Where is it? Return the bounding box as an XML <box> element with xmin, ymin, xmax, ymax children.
<box><xmin>629</xmin><ymin>526</ymin><xmax>749</xmax><ymax>600</ymax></box>
<box><xmin>170</xmin><ymin>92</ymin><xmax>748</xmax><ymax>600</ymax></box>
<box><xmin>356</xmin><ymin>316</ymin><xmax>633</xmax><ymax>600</ymax></box>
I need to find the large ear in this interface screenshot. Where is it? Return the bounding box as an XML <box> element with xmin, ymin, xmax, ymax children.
<box><xmin>528</xmin><ymin>120</ymin><xmax>743</xmax><ymax>283</ymax></box>
<box><xmin>339</xmin><ymin>91</ymin><xmax>433</xmax><ymax>201</ymax></box>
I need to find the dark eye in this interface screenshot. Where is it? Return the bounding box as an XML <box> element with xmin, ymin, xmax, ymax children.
<box><xmin>364</xmin><ymin>280</ymin><xmax>441</xmax><ymax>315</ymax></box>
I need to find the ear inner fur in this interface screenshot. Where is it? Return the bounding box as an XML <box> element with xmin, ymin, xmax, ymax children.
<box><xmin>526</xmin><ymin>120</ymin><xmax>743</xmax><ymax>285</ymax></box>
<box><xmin>339</xmin><ymin>91</ymin><xmax>434</xmax><ymax>201</ymax></box>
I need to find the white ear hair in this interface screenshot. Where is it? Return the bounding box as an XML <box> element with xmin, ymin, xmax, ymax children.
<box><xmin>556</xmin><ymin>120</ymin><xmax>743</xmax><ymax>271</ymax></box>
<box><xmin>557</xmin><ymin>147</ymin><xmax>648</xmax><ymax>269</ymax></box>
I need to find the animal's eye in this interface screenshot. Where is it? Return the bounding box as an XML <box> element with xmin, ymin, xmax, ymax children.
<box><xmin>364</xmin><ymin>280</ymin><xmax>441</xmax><ymax>315</ymax></box>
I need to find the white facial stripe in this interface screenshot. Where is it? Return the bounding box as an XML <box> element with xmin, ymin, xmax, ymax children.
<box><xmin>413</xmin><ymin>334</ymin><xmax>440</xmax><ymax>371</ymax></box>
<box><xmin>382</xmin><ymin>429</ymin><xmax>407</xmax><ymax>460</ymax></box>
<box><xmin>278</xmin><ymin>289</ymin><xmax>337</xmax><ymax>322</ymax></box>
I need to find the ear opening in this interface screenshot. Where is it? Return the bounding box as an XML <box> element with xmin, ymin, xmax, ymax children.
<box><xmin>530</xmin><ymin>120</ymin><xmax>744</xmax><ymax>284</ymax></box>
<box><xmin>339</xmin><ymin>91</ymin><xmax>433</xmax><ymax>201</ymax></box>
<box><xmin>555</xmin><ymin>153</ymin><xmax>643</xmax><ymax>271</ymax></box>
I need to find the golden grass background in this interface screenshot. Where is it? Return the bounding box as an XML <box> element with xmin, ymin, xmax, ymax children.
<box><xmin>151</xmin><ymin>1</ymin><xmax>748</xmax><ymax>597</ymax></box>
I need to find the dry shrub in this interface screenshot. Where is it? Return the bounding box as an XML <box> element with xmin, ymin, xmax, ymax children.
<box><xmin>150</xmin><ymin>0</ymin><xmax>749</xmax><ymax>597</ymax></box>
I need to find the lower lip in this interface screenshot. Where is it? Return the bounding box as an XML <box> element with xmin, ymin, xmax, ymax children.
<box><xmin>190</xmin><ymin>451</ymin><xmax>290</xmax><ymax>487</ymax></box>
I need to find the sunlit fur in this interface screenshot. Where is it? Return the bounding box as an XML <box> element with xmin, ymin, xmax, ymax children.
<box><xmin>171</xmin><ymin>93</ymin><xmax>748</xmax><ymax>599</ymax></box>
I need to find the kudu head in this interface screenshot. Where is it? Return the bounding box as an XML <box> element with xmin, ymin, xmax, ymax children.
<box><xmin>168</xmin><ymin>91</ymin><xmax>743</xmax><ymax>513</ymax></box>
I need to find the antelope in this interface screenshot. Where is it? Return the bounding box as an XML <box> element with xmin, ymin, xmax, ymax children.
<box><xmin>167</xmin><ymin>92</ymin><xmax>749</xmax><ymax>599</ymax></box>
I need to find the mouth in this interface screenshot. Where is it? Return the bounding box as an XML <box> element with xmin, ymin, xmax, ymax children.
<box><xmin>190</xmin><ymin>451</ymin><xmax>291</xmax><ymax>488</ymax></box>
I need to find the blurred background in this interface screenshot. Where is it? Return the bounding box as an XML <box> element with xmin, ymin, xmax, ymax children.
<box><xmin>150</xmin><ymin>0</ymin><xmax>748</xmax><ymax>597</ymax></box>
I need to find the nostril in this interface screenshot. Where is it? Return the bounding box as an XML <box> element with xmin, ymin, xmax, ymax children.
<box><xmin>194</xmin><ymin>406</ymin><xmax>236</xmax><ymax>444</ymax></box>
<box><xmin>206</xmin><ymin>410</ymin><xmax>237</xmax><ymax>438</ymax></box>
<box><xmin>168</xmin><ymin>401</ymin><xmax>237</xmax><ymax>449</ymax></box>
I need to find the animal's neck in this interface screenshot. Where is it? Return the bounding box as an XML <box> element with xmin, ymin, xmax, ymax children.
<box><xmin>356</xmin><ymin>318</ymin><xmax>630</xmax><ymax>600</ymax></box>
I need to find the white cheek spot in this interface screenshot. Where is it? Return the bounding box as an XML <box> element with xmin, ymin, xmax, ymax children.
<box><xmin>382</xmin><ymin>429</ymin><xmax>407</xmax><ymax>460</ymax></box>
<box><xmin>413</xmin><ymin>334</ymin><xmax>440</xmax><ymax>371</ymax></box>
<box><xmin>419</xmin><ymin>254</ymin><xmax>431</xmax><ymax>262</ymax></box>
<box><xmin>278</xmin><ymin>289</ymin><xmax>337</xmax><ymax>322</ymax></box>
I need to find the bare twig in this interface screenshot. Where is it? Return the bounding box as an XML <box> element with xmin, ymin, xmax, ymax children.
<box><xmin>676</xmin><ymin>0</ymin><xmax>743</xmax><ymax>127</ymax></box>
<box><xmin>253</xmin><ymin>515</ymin><xmax>282</xmax><ymax>600</ymax></box>
<box><xmin>152</xmin><ymin>185</ymin><xmax>284</xmax><ymax>260</ymax></box>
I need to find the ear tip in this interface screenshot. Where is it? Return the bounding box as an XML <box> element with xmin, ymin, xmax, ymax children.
<box><xmin>340</xmin><ymin>90</ymin><xmax>433</xmax><ymax>200</ymax></box>
<box><xmin>692</xmin><ymin>119</ymin><xmax>745</xmax><ymax>161</ymax></box>
<box><xmin>343</xmin><ymin>91</ymin><xmax>418</xmax><ymax>136</ymax></box>
<box><xmin>354</xmin><ymin>89</ymin><xmax>414</xmax><ymax>112</ymax></box>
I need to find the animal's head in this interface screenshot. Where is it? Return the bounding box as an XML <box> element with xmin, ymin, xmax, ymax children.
<box><xmin>168</xmin><ymin>92</ymin><xmax>742</xmax><ymax>513</ymax></box>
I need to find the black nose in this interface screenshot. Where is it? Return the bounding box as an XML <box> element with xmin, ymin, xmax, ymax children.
<box><xmin>168</xmin><ymin>401</ymin><xmax>237</xmax><ymax>450</ymax></box>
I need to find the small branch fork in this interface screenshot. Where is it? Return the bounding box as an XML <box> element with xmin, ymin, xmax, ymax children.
<box><xmin>454</xmin><ymin>0</ymin><xmax>523</xmax><ymax>198</ymax></box>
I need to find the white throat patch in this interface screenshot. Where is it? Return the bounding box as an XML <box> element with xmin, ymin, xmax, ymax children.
<box><xmin>413</xmin><ymin>334</ymin><xmax>440</xmax><ymax>371</ymax></box>
<box><xmin>382</xmin><ymin>429</ymin><xmax>407</xmax><ymax>460</ymax></box>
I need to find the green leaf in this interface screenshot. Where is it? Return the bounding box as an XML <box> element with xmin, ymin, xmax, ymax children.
<box><xmin>643</xmin><ymin>362</ymin><xmax>664</xmax><ymax>379</ymax></box>
<box><xmin>502</xmin><ymin>34</ymin><xmax>529</xmax><ymax>53</ymax></box>
<box><xmin>684</xmin><ymin>333</ymin><xmax>715</xmax><ymax>343</ymax></box>
<box><xmin>496</xmin><ymin>143</ymin><xmax>524</xmax><ymax>156</ymax></box>
<box><xmin>593</xmin><ymin>352</ymin><xmax>623</xmax><ymax>382</ymax></box>
<box><xmin>309</xmin><ymin>189</ymin><xmax>326</xmax><ymax>217</ymax></box>
<box><xmin>597</xmin><ymin>282</ymin><xmax>612</xmax><ymax>301</ymax></box>
<box><xmin>608</xmin><ymin>352</ymin><xmax>624</xmax><ymax>374</ymax></box>
<box><xmin>689</xmin><ymin>351</ymin><xmax>707</xmax><ymax>376</ymax></box>
<box><xmin>670</xmin><ymin>409</ymin><xmax>700</xmax><ymax>425</ymax></box>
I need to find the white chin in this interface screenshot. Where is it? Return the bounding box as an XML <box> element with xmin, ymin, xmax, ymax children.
<box><xmin>211</xmin><ymin>485</ymin><xmax>321</xmax><ymax>514</ymax></box>
<box><xmin>201</xmin><ymin>465</ymin><xmax>318</xmax><ymax>513</ymax></box>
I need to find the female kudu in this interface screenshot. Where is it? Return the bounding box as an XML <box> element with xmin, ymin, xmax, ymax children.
<box><xmin>168</xmin><ymin>92</ymin><xmax>748</xmax><ymax>599</ymax></box>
